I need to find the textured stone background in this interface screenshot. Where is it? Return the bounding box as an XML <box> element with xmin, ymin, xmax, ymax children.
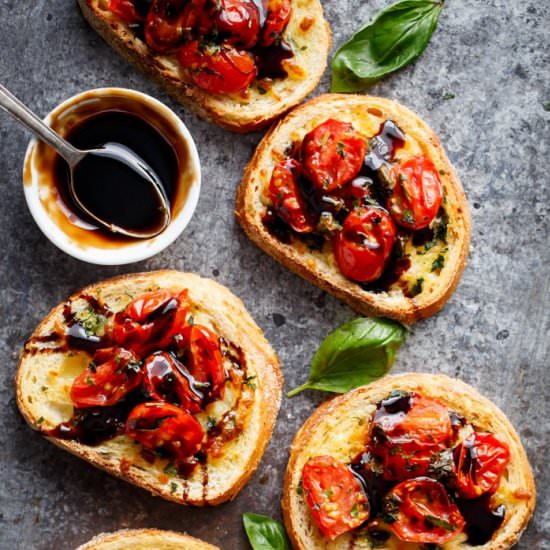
<box><xmin>0</xmin><ymin>0</ymin><xmax>548</xmax><ymax>548</ymax></box>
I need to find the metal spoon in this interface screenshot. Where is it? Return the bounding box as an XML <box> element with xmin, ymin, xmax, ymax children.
<box><xmin>0</xmin><ymin>84</ymin><xmax>171</xmax><ymax>239</ymax></box>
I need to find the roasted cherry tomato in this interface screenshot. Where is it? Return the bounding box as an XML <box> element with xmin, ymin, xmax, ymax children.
<box><xmin>179</xmin><ymin>41</ymin><xmax>257</xmax><ymax>94</ymax></box>
<box><xmin>454</xmin><ymin>432</ymin><xmax>510</xmax><ymax>499</ymax></box>
<box><xmin>334</xmin><ymin>206</ymin><xmax>396</xmax><ymax>283</ymax></box>
<box><xmin>108</xmin><ymin>0</ymin><xmax>147</xmax><ymax>22</ymax></box>
<box><xmin>145</xmin><ymin>0</ymin><xmax>194</xmax><ymax>52</ymax></box>
<box><xmin>383</xmin><ymin>478</ymin><xmax>465</xmax><ymax>544</ymax></box>
<box><xmin>261</xmin><ymin>0</ymin><xmax>292</xmax><ymax>46</ymax></box>
<box><xmin>126</xmin><ymin>402</ymin><xmax>204</xmax><ymax>459</ymax></box>
<box><xmin>269</xmin><ymin>159</ymin><xmax>315</xmax><ymax>233</ymax></box>
<box><xmin>70</xmin><ymin>347</ymin><xmax>142</xmax><ymax>408</ymax></box>
<box><xmin>112</xmin><ymin>289</ymin><xmax>189</xmax><ymax>356</ymax></box>
<box><xmin>372</xmin><ymin>391</ymin><xmax>452</xmax><ymax>480</ymax></box>
<box><xmin>334</xmin><ymin>176</ymin><xmax>375</xmax><ymax>210</ymax></box>
<box><xmin>179</xmin><ymin>324</ymin><xmax>226</xmax><ymax>399</ymax></box>
<box><xmin>216</xmin><ymin>0</ymin><xmax>261</xmax><ymax>49</ymax></box>
<box><xmin>302</xmin><ymin>455</ymin><xmax>370</xmax><ymax>540</ymax></box>
<box><xmin>302</xmin><ymin>119</ymin><xmax>367</xmax><ymax>192</ymax></box>
<box><xmin>386</xmin><ymin>156</ymin><xmax>443</xmax><ymax>230</ymax></box>
<box><xmin>143</xmin><ymin>352</ymin><xmax>203</xmax><ymax>413</ymax></box>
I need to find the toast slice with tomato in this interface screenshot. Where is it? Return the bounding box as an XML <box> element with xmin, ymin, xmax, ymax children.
<box><xmin>282</xmin><ymin>373</ymin><xmax>535</xmax><ymax>550</ymax></box>
<box><xmin>16</xmin><ymin>270</ymin><xmax>282</xmax><ymax>506</ymax></box>
<box><xmin>77</xmin><ymin>0</ymin><xmax>331</xmax><ymax>132</ymax></box>
<box><xmin>236</xmin><ymin>94</ymin><xmax>471</xmax><ymax>323</ymax></box>
<box><xmin>76</xmin><ymin>528</ymin><xmax>219</xmax><ymax>549</ymax></box>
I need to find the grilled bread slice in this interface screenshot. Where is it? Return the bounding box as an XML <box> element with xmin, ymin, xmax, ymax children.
<box><xmin>282</xmin><ymin>373</ymin><xmax>535</xmax><ymax>550</ymax></box>
<box><xmin>77</xmin><ymin>0</ymin><xmax>331</xmax><ymax>132</ymax></box>
<box><xmin>236</xmin><ymin>94</ymin><xmax>471</xmax><ymax>323</ymax></box>
<box><xmin>16</xmin><ymin>270</ymin><xmax>282</xmax><ymax>506</ymax></box>
<box><xmin>76</xmin><ymin>528</ymin><xmax>219</xmax><ymax>549</ymax></box>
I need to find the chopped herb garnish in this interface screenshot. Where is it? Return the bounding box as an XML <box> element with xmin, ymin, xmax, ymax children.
<box><xmin>206</xmin><ymin>416</ymin><xmax>218</xmax><ymax>431</ymax></box>
<box><xmin>336</xmin><ymin>141</ymin><xmax>346</xmax><ymax>158</ymax></box>
<box><xmin>257</xmin><ymin>86</ymin><xmax>268</xmax><ymax>95</ymax></box>
<box><xmin>323</xmin><ymin>488</ymin><xmax>334</xmax><ymax>499</ymax></box>
<box><xmin>350</xmin><ymin>502</ymin><xmax>360</xmax><ymax>517</ymax></box>
<box><xmin>36</xmin><ymin>416</ymin><xmax>44</xmax><ymax>424</ymax></box>
<box><xmin>86</xmin><ymin>376</ymin><xmax>95</xmax><ymax>387</ymax></box>
<box><xmin>244</xmin><ymin>375</ymin><xmax>257</xmax><ymax>390</ymax></box>
<box><xmin>170</xmin><ymin>481</ymin><xmax>178</xmax><ymax>494</ymax></box>
<box><xmin>438</xmin><ymin>169</ymin><xmax>446</xmax><ymax>175</ymax></box>
<box><xmin>402</xmin><ymin>209</ymin><xmax>415</xmax><ymax>225</ymax></box>
<box><xmin>431</xmin><ymin>254</ymin><xmax>445</xmax><ymax>272</ymax></box>
<box><xmin>424</xmin><ymin>515</ymin><xmax>455</xmax><ymax>531</ymax></box>
<box><xmin>410</xmin><ymin>277</ymin><xmax>424</xmax><ymax>297</ymax></box>
<box><xmin>442</xmin><ymin>91</ymin><xmax>455</xmax><ymax>100</ymax></box>
<box><xmin>543</xmin><ymin>102</ymin><xmax>550</xmax><ymax>112</ymax></box>
<box><xmin>164</xmin><ymin>462</ymin><xmax>178</xmax><ymax>476</ymax></box>
<box><xmin>40</xmin><ymin>386</ymin><xmax>48</xmax><ymax>392</ymax></box>
<box><xmin>75</xmin><ymin>308</ymin><xmax>107</xmax><ymax>337</ymax></box>
<box><xmin>296</xmin><ymin>479</ymin><xmax>304</xmax><ymax>496</ymax></box>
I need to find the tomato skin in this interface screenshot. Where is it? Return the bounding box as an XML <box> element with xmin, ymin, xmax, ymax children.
<box><xmin>333</xmin><ymin>176</ymin><xmax>375</xmax><ymax>210</ymax></box>
<box><xmin>302</xmin><ymin>119</ymin><xmax>367</xmax><ymax>192</ymax></box>
<box><xmin>108</xmin><ymin>0</ymin><xmax>146</xmax><ymax>23</ymax></box>
<box><xmin>179</xmin><ymin>325</ymin><xmax>226</xmax><ymax>399</ymax></box>
<box><xmin>261</xmin><ymin>0</ymin><xmax>292</xmax><ymax>46</ymax></box>
<box><xmin>372</xmin><ymin>392</ymin><xmax>452</xmax><ymax>480</ymax></box>
<box><xmin>334</xmin><ymin>206</ymin><xmax>396</xmax><ymax>283</ymax></box>
<box><xmin>384</xmin><ymin>477</ymin><xmax>465</xmax><ymax>544</ymax></box>
<box><xmin>386</xmin><ymin>156</ymin><xmax>443</xmax><ymax>230</ymax></box>
<box><xmin>70</xmin><ymin>347</ymin><xmax>142</xmax><ymax>408</ymax></box>
<box><xmin>269</xmin><ymin>159</ymin><xmax>315</xmax><ymax>233</ymax></box>
<box><xmin>126</xmin><ymin>402</ymin><xmax>204</xmax><ymax>459</ymax></box>
<box><xmin>216</xmin><ymin>0</ymin><xmax>261</xmax><ymax>49</ymax></box>
<box><xmin>143</xmin><ymin>352</ymin><xmax>203</xmax><ymax>413</ymax></box>
<box><xmin>302</xmin><ymin>456</ymin><xmax>370</xmax><ymax>540</ymax></box>
<box><xmin>179</xmin><ymin>41</ymin><xmax>257</xmax><ymax>94</ymax></box>
<box><xmin>454</xmin><ymin>432</ymin><xmax>510</xmax><ymax>499</ymax></box>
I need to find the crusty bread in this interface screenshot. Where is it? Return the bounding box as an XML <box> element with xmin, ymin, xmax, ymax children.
<box><xmin>16</xmin><ymin>270</ymin><xmax>282</xmax><ymax>506</ymax></box>
<box><xmin>236</xmin><ymin>94</ymin><xmax>471</xmax><ymax>324</ymax></box>
<box><xmin>77</xmin><ymin>0</ymin><xmax>331</xmax><ymax>132</ymax></box>
<box><xmin>282</xmin><ymin>373</ymin><xmax>536</xmax><ymax>550</ymax></box>
<box><xmin>76</xmin><ymin>528</ymin><xmax>219</xmax><ymax>549</ymax></box>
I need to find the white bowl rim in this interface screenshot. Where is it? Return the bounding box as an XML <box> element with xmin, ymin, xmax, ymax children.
<box><xmin>22</xmin><ymin>87</ymin><xmax>201</xmax><ymax>266</ymax></box>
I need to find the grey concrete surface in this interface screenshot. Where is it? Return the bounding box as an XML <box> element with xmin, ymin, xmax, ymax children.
<box><xmin>0</xmin><ymin>0</ymin><xmax>548</xmax><ymax>548</ymax></box>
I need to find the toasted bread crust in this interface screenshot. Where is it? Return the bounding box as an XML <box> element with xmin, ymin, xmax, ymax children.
<box><xmin>76</xmin><ymin>528</ymin><xmax>219</xmax><ymax>549</ymax></box>
<box><xmin>16</xmin><ymin>270</ymin><xmax>283</xmax><ymax>506</ymax></box>
<box><xmin>236</xmin><ymin>94</ymin><xmax>471</xmax><ymax>323</ymax></box>
<box><xmin>77</xmin><ymin>0</ymin><xmax>331</xmax><ymax>132</ymax></box>
<box><xmin>282</xmin><ymin>373</ymin><xmax>536</xmax><ymax>550</ymax></box>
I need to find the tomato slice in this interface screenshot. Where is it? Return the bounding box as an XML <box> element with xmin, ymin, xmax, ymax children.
<box><xmin>302</xmin><ymin>119</ymin><xmax>367</xmax><ymax>192</ymax></box>
<box><xmin>179</xmin><ymin>324</ymin><xmax>226</xmax><ymax>399</ymax></box>
<box><xmin>108</xmin><ymin>0</ymin><xmax>147</xmax><ymax>23</ymax></box>
<box><xmin>261</xmin><ymin>0</ymin><xmax>292</xmax><ymax>46</ymax></box>
<box><xmin>383</xmin><ymin>478</ymin><xmax>465</xmax><ymax>544</ymax></box>
<box><xmin>372</xmin><ymin>391</ymin><xmax>452</xmax><ymax>480</ymax></box>
<box><xmin>143</xmin><ymin>352</ymin><xmax>203</xmax><ymax>413</ymax></box>
<box><xmin>454</xmin><ymin>432</ymin><xmax>510</xmax><ymax>499</ymax></box>
<box><xmin>334</xmin><ymin>206</ymin><xmax>396</xmax><ymax>282</ymax></box>
<box><xmin>302</xmin><ymin>456</ymin><xmax>370</xmax><ymax>540</ymax></box>
<box><xmin>216</xmin><ymin>0</ymin><xmax>261</xmax><ymax>49</ymax></box>
<box><xmin>386</xmin><ymin>156</ymin><xmax>443</xmax><ymax>230</ymax></box>
<box><xmin>70</xmin><ymin>347</ymin><xmax>142</xmax><ymax>408</ymax></box>
<box><xmin>179</xmin><ymin>41</ymin><xmax>257</xmax><ymax>94</ymax></box>
<box><xmin>126</xmin><ymin>402</ymin><xmax>204</xmax><ymax>460</ymax></box>
<box><xmin>269</xmin><ymin>159</ymin><xmax>315</xmax><ymax>233</ymax></box>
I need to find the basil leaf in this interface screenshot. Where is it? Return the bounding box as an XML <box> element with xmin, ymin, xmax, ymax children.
<box><xmin>287</xmin><ymin>318</ymin><xmax>407</xmax><ymax>396</ymax></box>
<box><xmin>331</xmin><ymin>0</ymin><xmax>444</xmax><ymax>92</ymax></box>
<box><xmin>243</xmin><ymin>513</ymin><xmax>291</xmax><ymax>550</ymax></box>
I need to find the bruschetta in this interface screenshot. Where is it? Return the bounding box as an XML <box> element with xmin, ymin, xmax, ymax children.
<box><xmin>236</xmin><ymin>94</ymin><xmax>471</xmax><ymax>323</ymax></box>
<box><xmin>16</xmin><ymin>270</ymin><xmax>282</xmax><ymax>506</ymax></box>
<box><xmin>282</xmin><ymin>373</ymin><xmax>535</xmax><ymax>550</ymax></box>
<box><xmin>77</xmin><ymin>0</ymin><xmax>331</xmax><ymax>132</ymax></box>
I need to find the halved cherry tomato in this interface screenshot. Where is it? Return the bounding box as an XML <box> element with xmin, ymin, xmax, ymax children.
<box><xmin>179</xmin><ymin>324</ymin><xmax>226</xmax><ymax>399</ymax></box>
<box><xmin>383</xmin><ymin>478</ymin><xmax>465</xmax><ymax>544</ymax></box>
<box><xmin>216</xmin><ymin>0</ymin><xmax>261</xmax><ymax>49</ymax></box>
<box><xmin>261</xmin><ymin>0</ymin><xmax>292</xmax><ymax>46</ymax></box>
<box><xmin>334</xmin><ymin>206</ymin><xmax>396</xmax><ymax>282</ymax></box>
<box><xmin>454</xmin><ymin>432</ymin><xmax>510</xmax><ymax>499</ymax></box>
<box><xmin>108</xmin><ymin>0</ymin><xmax>147</xmax><ymax>23</ymax></box>
<box><xmin>386</xmin><ymin>156</ymin><xmax>443</xmax><ymax>230</ymax></box>
<box><xmin>143</xmin><ymin>352</ymin><xmax>203</xmax><ymax>413</ymax></box>
<box><xmin>70</xmin><ymin>347</ymin><xmax>142</xmax><ymax>408</ymax></box>
<box><xmin>372</xmin><ymin>392</ymin><xmax>452</xmax><ymax>480</ymax></box>
<box><xmin>112</xmin><ymin>289</ymin><xmax>189</xmax><ymax>356</ymax></box>
<box><xmin>126</xmin><ymin>402</ymin><xmax>204</xmax><ymax>460</ymax></box>
<box><xmin>302</xmin><ymin>120</ymin><xmax>367</xmax><ymax>192</ymax></box>
<box><xmin>179</xmin><ymin>41</ymin><xmax>257</xmax><ymax>94</ymax></box>
<box><xmin>302</xmin><ymin>455</ymin><xmax>370</xmax><ymax>540</ymax></box>
<box><xmin>269</xmin><ymin>159</ymin><xmax>315</xmax><ymax>233</ymax></box>
<box><xmin>333</xmin><ymin>176</ymin><xmax>375</xmax><ymax>210</ymax></box>
<box><xmin>145</xmin><ymin>0</ymin><xmax>192</xmax><ymax>52</ymax></box>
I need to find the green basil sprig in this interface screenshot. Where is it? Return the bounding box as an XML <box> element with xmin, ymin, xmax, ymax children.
<box><xmin>331</xmin><ymin>0</ymin><xmax>444</xmax><ymax>92</ymax></box>
<box><xmin>243</xmin><ymin>513</ymin><xmax>291</xmax><ymax>550</ymax></box>
<box><xmin>287</xmin><ymin>318</ymin><xmax>407</xmax><ymax>396</ymax></box>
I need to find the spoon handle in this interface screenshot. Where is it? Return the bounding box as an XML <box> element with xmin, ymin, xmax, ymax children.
<box><xmin>0</xmin><ymin>84</ymin><xmax>85</xmax><ymax>166</ymax></box>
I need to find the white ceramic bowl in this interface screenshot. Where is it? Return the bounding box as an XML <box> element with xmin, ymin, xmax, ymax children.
<box><xmin>23</xmin><ymin>88</ymin><xmax>201</xmax><ymax>265</ymax></box>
